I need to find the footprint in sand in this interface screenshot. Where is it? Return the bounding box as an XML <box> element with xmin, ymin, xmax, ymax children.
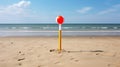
<box><xmin>17</xmin><ymin>58</ymin><xmax>25</xmax><ymax>61</ymax></box>
<box><xmin>54</xmin><ymin>61</ymin><xmax>62</xmax><ymax>65</ymax></box>
<box><xmin>0</xmin><ymin>59</ymin><xmax>5</xmax><ymax>62</ymax></box>
<box><xmin>19</xmin><ymin>51</ymin><xmax>22</xmax><ymax>53</ymax></box>
<box><xmin>11</xmin><ymin>42</ymin><xmax>14</xmax><ymax>44</ymax></box>
<box><xmin>18</xmin><ymin>62</ymin><xmax>22</xmax><ymax>66</ymax></box>
<box><xmin>74</xmin><ymin>60</ymin><xmax>79</xmax><ymax>62</ymax></box>
<box><xmin>37</xmin><ymin>65</ymin><xmax>43</xmax><ymax>67</ymax></box>
<box><xmin>17</xmin><ymin>58</ymin><xmax>25</xmax><ymax>66</ymax></box>
<box><xmin>107</xmin><ymin>64</ymin><xmax>111</xmax><ymax>67</ymax></box>
<box><xmin>18</xmin><ymin>51</ymin><xmax>25</xmax><ymax>56</ymax></box>
<box><xmin>70</xmin><ymin>58</ymin><xmax>79</xmax><ymax>62</ymax></box>
<box><xmin>70</xmin><ymin>58</ymin><xmax>75</xmax><ymax>60</ymax></box>
<box><xmin>96</xmin><ymin>53</ymin><xmax>100</xmax><ymax>55</ymax></box>
<box><xmin>37</xmin><ymin>55</ymin><xmax>41</xmax><ymax>58</ymax></box>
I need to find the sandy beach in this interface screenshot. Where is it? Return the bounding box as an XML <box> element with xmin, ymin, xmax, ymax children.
<box><xmin>0</xmin><ymin>36</ymin><xmax>120</xmax><ymax>67</ymax></box>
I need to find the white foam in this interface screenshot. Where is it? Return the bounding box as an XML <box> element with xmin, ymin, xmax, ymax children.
<box><xmin>113</xmin><ymin>27</ymin><xmax>118</xmax><ymax>29</ymax></box>
<box><xmin>11</xmin><ymin>27</ymin><xmax>16</xmax><ymax>29</ymax></box>
<box><xmin>20</xmin><ymin>27</ymin><xmax>30</xmax><ymax>29</ymax></box>
<box><xmin>101</xmin><ymin>27</ymin><xmax>108</xmax><ymax>29</ymax></box>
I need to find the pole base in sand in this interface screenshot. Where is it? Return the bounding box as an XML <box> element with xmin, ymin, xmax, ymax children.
<box><xmin>49</xmin><ymin>49</ymin><xmax>66</xmax><ymax>53</ymax></box>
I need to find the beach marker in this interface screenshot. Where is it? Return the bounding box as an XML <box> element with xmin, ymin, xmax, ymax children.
<box><xmin>56</xmin><ymin>16</ymin><xmax>64</xmax><ymax>52</ymax></box>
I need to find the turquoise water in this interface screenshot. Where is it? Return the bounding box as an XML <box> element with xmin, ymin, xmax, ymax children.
<box><xmin>0</xmin><ymin>24</ymin><xmax>120</xmax><ymax>36</ymax></box>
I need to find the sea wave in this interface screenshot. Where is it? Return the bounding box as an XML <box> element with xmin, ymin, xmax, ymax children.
<box><xmin>0</xmin><ymin>30</ymin><xmax>120</xmax><ymax>37</ymax></box>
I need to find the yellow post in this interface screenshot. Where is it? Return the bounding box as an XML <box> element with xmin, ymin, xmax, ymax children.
<box><xmin>58</xmin><ymin>24</ymin><xmax>62</xmax><ymax>52</ymax></box>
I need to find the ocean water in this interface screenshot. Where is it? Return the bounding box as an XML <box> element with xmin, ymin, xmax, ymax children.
<box><xmin>0</xmin><ymin>24</ymin><xmax>120</xmax><ymax>37</ymax></box>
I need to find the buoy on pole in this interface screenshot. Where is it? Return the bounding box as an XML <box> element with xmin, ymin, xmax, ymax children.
<box><xmin>56</xmin><ymin>16</ymin><xmax>64</xmax><ymax>52</ymax></box>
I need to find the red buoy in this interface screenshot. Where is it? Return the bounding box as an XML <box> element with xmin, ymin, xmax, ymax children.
<box><xmin>56</xmin><ymin>16</ymin><xmax>64</xmax><ymax>24</ymax></box>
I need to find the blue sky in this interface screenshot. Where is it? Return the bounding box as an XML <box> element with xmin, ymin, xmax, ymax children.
<box><xmin>0</xmin><ymin>0</ymin><xmax>120</xmax><ymax>23</ymax></box>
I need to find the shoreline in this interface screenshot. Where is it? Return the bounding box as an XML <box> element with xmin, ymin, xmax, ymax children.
<box><xmin>0</xmin><ymin>35</ymin><xmax>120</xmax><ymax>38</ymax></box>
<box><xmin>1</xmin><ymin>30</ymin><xmax>120</xmax><ymax>37</ymax></box>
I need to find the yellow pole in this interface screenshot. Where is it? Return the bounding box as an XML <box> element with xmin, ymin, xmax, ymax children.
<box><xmin>58</xmin><ymin>24</ymin><xmax>62</xmax><ymax>52</ymax></box>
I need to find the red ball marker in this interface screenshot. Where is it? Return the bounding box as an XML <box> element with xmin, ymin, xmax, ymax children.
<box><xmin>56</xmin><ymin>16</ymin><xmax>64</xmax><ymax>24</ymax></box>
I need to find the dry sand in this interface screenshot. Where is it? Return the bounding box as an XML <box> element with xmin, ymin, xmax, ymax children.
<box><xmin>0</xmin><ymin>36</ymin><xmax>120</xmax><ymax>67</ymax></box>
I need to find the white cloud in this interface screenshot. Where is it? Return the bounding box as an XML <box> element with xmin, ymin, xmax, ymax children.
<box><xmin>0</xmin><ymin>0</ymin><xmax>31</xmax><ymax>15</ymax></box>
<box><xmin>98</xmin><ymin>4</ymin><xmax>120</xmax><ymax>15</ymax></box>
<box><xmin>98</xmin><ymin>9</ymin><xmax>117</xmax><ymax>15</ymax></box>
<box><xmin>77</xmin><ymin>7</ymin><xmax>92</xmax><ymax>14</ymax></box>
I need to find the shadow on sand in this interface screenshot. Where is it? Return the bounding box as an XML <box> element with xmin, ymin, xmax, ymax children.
<box><xmin>50</xmin><ymin>49</ymin><xmax>104</xmax><ymax>53</ymax></box>
<box><xmin>67</xmin><ymin>50</ymin><xmax>104</xmax><ymax>53</ymax></box>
